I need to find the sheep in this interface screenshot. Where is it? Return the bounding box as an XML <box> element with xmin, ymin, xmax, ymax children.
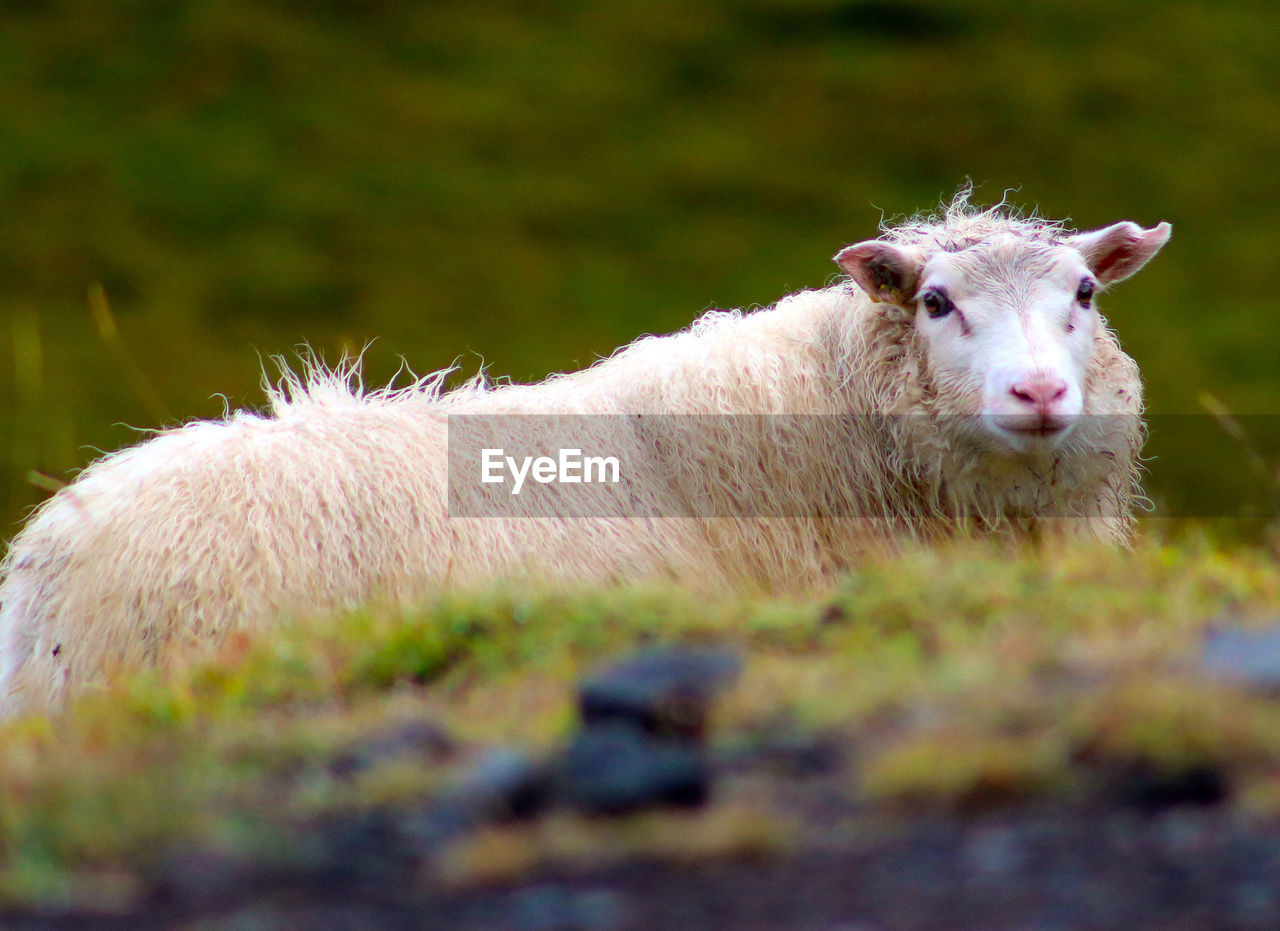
<box><xmin>0</xmin><ymin>192</ymin><xmax>1171</xmax><ymax>717</ymax></box>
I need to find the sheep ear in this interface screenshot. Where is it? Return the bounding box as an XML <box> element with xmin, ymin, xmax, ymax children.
<box><xmin>1066</xmin><ymin>221</ymin><xmax>1172</xmax><ymax>286</ymax></box>
<box><xmin>834</xmin><ymin>241</ymin><xmax>924</xmax><ymax>305</ymax></box>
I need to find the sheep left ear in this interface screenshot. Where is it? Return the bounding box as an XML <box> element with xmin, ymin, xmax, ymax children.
<box><xmin>1066</xmin><ymin>221</ymin><xmax>1172</xmax><ymax>286</ymax></box>
<box><xmin>834</xmin><ymin>240</ymin><xmax>925</xmax><ymax>305</ymax></box>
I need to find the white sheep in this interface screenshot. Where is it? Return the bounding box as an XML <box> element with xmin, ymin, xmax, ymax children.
<box><xmin>0</xmin><ymin>192</ymin><xmax>1171</xmax><ymax>717</ymax></box>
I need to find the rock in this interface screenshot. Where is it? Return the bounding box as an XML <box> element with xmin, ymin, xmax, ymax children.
<box><xmin>1202</xmin><ymin>626</ymin><xmax>1280</xmax><ymax>692</ymax></box>
<box><xmin>1108</xmin><ymin>760</ymin><xmax>1228</xmax><ymax>811</ymax></box>
<box><xmin>961</xmin><ymin>825</ymin><xmax>1028</xmax><ymax>879</ymax></box>
<box><xmin>554</xmin><ymin>723</ymin><xmax>710</xmax><ymax>814</ymax></box>
<box><xmin>398</xmin><ymin>749</ymin><xmax>553</xmax><ymax>852</ymax></box>
<box><xmin>578</xmin><ymin>647</ymin><xmax>742</xmax><ymax>740</ymax></box>
<box><xmin>503</xmin><ymin>884</ymin><xmax>625</xmax><ymax>930</ymax></box>
<box><xmin>455</xmin><ymin>884</ymin><xmax>625</xmax><ymax>930</ymax></box>
<box><xmin>154</xmin><ymin>850</ymin><xmax>256</xmax><ymax>909</ymax></box>
<box><xmin>453</xmin><ymin>748</ymin><xmax>553</xmax><ymax>821</ymax></box>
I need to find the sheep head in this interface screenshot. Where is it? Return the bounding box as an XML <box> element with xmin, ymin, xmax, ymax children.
<box><xmin>835</xmin><ymin>219</ymin><xmax>1170</xmax><ymax>453</ymax></box>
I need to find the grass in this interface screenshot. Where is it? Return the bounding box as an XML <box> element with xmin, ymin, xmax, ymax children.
<box><xmin>3</xmin><ymin>534</ymin><xmax>1280</xmax><ymax>910</ymax></box>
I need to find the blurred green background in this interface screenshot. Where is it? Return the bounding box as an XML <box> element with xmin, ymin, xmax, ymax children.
<box><xmin>2</xmin><ymin>0</ymin><xmax>1278</xmax><ymax>537</ymax></box>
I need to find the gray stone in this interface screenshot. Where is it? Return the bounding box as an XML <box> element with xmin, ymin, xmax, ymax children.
<box><xmin>452</xmin><ymin>748</ymin><xmax>552</xmax><ymax>821</ymax></box>
<box><xmin>578</xmin><ymin>646</ymin><xmax>742</xmax><ymax>740</ymax></box>
<box><xmin>1202</xmin><ymin>626</ymin><xmax>1280</xmax><ymax>691</ymax></box>
<box><xmin>554</xmin><ymin>723</ymin><xmax>709</xmax><ymax>814</ymax></box>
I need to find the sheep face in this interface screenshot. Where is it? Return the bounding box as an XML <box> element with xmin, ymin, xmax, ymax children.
<box><xmin>836</xmin><ymin>220</ymin><xmax>1170</xmax><ymax>455</ymax></box>
<box><xmin>914</xmin><ymin>238</ymin><xmax>1100</xmax><ymax>452</ymax></box>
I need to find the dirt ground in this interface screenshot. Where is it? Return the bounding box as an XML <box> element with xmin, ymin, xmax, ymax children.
<box><xmin>9</xmin><ymin>760</ymin><xmax>1280</xmax><ymax>931</ymax></box>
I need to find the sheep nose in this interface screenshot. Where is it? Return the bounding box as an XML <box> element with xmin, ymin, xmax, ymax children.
<box><xmin>1009</xmin><ymin>375</ymin><xmax>1068</xmax><ymax>414</ymax></box>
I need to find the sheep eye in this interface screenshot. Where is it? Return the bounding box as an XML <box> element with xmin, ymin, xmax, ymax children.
<box><xmin>1076</xmin><ymin>280</ymin><xmax>1095</xmax><ymax>305</ymax></box>
<box><xmin>921</xmin><ymin>291</ymin><xmax>951</xmax><ymax>319</ymax></box>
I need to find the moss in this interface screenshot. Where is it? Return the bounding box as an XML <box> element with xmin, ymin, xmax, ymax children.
<box><xmin>434</xmin><ymin>804</ymin><xmax>794</xmax><ymax>889</ymax></box>
<box><xmin>1071</xmin><ymin>677</ymin><xmax>1280</xmax><ymax>774</ymax></box>
<box><xmin>861</xmin><ymin>732</ymin><xmax>1070</xmax><ymax>809</ymax></box>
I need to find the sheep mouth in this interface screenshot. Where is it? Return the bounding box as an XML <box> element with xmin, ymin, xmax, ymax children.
<box><xmin>1006</xmin><ymin>423</ymin><xmax>1070</xmax><ymax>438</ymax></box>
<box><xmin>987</xmin><ymin>415</ymin><xmax>1077</xmax><ymax>447</ymax></box>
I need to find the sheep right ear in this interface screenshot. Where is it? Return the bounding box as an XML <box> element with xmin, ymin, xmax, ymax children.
<box><xmin>834</xmin><ymin>241</ymin><xmax>924</xmax><ymax>305</ymax></box>
<box><xmin>1066</xmin><ymin>221</ymin><xmax>1172</xmax><ymax>286</ymax></box>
